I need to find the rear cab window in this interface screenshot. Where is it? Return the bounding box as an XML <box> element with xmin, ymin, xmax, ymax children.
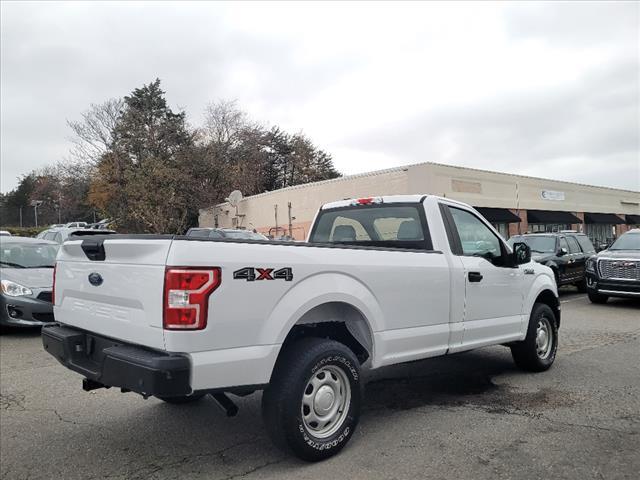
<box><xmin>310</xmin><ymin>204</ymin><xmax>432</xmax><ymax>250</ymax></box>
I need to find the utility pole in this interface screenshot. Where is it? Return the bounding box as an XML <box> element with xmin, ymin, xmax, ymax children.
<box><xmin>30</xmin><ymin>200</ymin><xmax>43</xmax><ymax>228</ymax></box>
<box><xmin>288</xmin><ymin>202</ymin><xmax>293</xmax><ymax>239</ymax></box>
<box><xmin>274</xmin><ymin>204</ymin><xmax>278</xmax><ymax>237</ymax></box>
<box><xmin>19</xmin><ymin>207</ymin><xmax>22</xmax><ymax>227</ymax></box>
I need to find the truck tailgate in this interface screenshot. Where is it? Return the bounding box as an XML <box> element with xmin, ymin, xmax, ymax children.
<box><xmin>54</xmin><ymin>237</ymin><xmax>172</xmax><ymax>350</ymax></box>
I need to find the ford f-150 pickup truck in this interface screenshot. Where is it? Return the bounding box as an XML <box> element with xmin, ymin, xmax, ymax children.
<box><xmin>42</xmin><ymin>195</ymin><xmax>559</xmax><ymax>461</ymax></box>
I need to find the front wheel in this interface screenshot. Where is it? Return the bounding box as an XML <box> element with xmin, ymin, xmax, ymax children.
<box><xmin>588</xmin><ymin>291</ymin><xmax>608</xmax><ymax>304</ymax></box>
<box><xmin>262</xmin><ymin>337</ymin><xmax>362</xmax><ymax>462</ymax></box>
<box><xmin>511</xmin><ymin>303</ymin><xmax>558</xmax><ymax>372</ymax></box>
<box><xmin>575</xmin><ymin>279</ymin><xmax>587</xmax><ymax>293</ymax></box>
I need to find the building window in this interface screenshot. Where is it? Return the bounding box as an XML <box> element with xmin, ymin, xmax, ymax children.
<box><xmin>491</xmin><ymin>222</ymin><xmax>509</xmax><ymax>239</ymax></box>
<box><xmin>529</xmin><ymin>224</ymin><xmax>571</xmax><ymax>233</ymax></box>
<box><xmin>586</xmin><ymin>224</ymin><xmax>615</xmax><ymax>247</ymax></box>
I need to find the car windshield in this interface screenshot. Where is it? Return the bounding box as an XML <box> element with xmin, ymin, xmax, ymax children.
<box><xmin>223</xmin><ymin>230</ymin><xmax>265</xmax><ymax>240</ymax></box>
<box><xmin>609</xmin><ymin>233</ymin><xmax>640</xmax><ymax>250</ymax></box>
<box><xmin>186</xmin><ymin>228</ymin><xmax>211</xmax><ymax>238</ymax></box>
<box><xmin>0</xmin><ymin>243</ymin><xmax>59</xmax><ymax>268</ymax></box>
<box><xmin>508</xmin><ymin>236</ymin><xmax>556</xmax><ymax>253</ymax></box>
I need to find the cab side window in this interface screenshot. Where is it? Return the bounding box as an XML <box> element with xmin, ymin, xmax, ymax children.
<box><xmin>566</xmin><ymin>236</ymin><xmax>581</xmax><ymax>254</ymax></box>
<box><xmin>446</xmin><ymin>206</ymin><xmax>503</xmax><ymax>262</ymax></box>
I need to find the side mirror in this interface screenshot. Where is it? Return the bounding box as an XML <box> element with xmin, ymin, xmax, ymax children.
<box><xmin>558</xmin><ymin>247</ymin><xmax>568</xmax><ymax>256</ymax></box>
<box><xmin>511</xmin><ymin>242</ymin><xmax>531</xmax><ymax>266</ymax></box>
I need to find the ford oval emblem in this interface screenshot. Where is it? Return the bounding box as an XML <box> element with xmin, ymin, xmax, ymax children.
<box><xmin>88</xmin><ymin>273</ymin><xmax>103</xmax><ymax>286</ymax></box>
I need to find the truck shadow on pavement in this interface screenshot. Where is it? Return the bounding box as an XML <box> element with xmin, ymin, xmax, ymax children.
<box><xmin>362</xmin><ymin>349</ymin><xmax>577</xmax><ymax>416</ymax></box>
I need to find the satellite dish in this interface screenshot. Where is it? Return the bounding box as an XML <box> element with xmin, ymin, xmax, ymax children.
<box><xmin>226</xmin><ymin>190</ymin><xmax>243</xmax><ymax>207</ymax></box>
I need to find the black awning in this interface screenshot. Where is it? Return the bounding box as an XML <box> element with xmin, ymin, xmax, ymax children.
<box><xmin>474</xmin><ymin>207</ymin><xmax>521</xmax><ymax>223</ymax></box>
<box><xmin>584</xmin><ymin>213</ymin><xmax>625</xmax><ymax>224</ymax></box>
<box><xmin>626</xmin><ymin>214</ymin><xmax>640</xmax><ymax>225</ymax></box>
<box><xmin>527</xmin><ymin>210</ymin><xmax>582</xmax><ymax>224</ymax></box>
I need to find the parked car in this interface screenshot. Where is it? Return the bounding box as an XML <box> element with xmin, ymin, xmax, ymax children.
<box><xmin>186</xmin><ymin>227</ymin><xmax>268</xmax><ymax>240</ymax></box>
<box><xmin>64</xmin><ymin>222</ymin><xmax>88</xmax><ymax>228</ymax></box>
<box><xmin>0</xmin><ymin>236</ymin><xmax>59</xmax><ymax>329</ymax></box>
<box><xmin>43</xmin><ymin>195</ymin><xmax>559</xmax><ymax>461</ymax></box>
<box><xmin>585</xmin><ymin>228</ymin><xmax>640</xmax><ymax>303</ymax></box>
<box><xmin>39</xmin><ymin>227</ymin><xmax>116</xmax><ymax>244</ymax></box>
<box><xmin>0</xmin><ymin>230</ymin><xmax>11</xmax><ymax>237</ymax></box>
<box><xmin>508</xmin><ymin>232</ymin><xmax>595</xmax><ymax>290</ymax></box>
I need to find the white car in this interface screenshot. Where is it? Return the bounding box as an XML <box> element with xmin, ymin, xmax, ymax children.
<box><xmin>43</xmin><ymin>195</ymin><xmax>558</xmax><ymax>461</ymax></box>
<box><xmin>0</xmin><ymin>230</ymin><xmax>11</xmax><ymax>237</ymax></box>
<box><xmin>64</xmin><ymin>222</ymin><xmax>88</xmax><ymax>228</ymax></box>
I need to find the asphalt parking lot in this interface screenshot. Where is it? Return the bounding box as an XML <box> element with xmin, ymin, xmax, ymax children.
<box><xmin>1</xmin><ymin>290</ymin><xmax>639</xmax><ymax>480</ymax></box>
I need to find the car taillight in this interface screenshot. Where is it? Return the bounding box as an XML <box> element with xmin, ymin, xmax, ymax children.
<box><xmin>163</xmin><ymin>267</ymin><xmax>221</xmax><ymax>330</ymax></box>
<box><xmin>52</xmin><ymin>263</ymin><xmax>57</xmax><ymax>306</ymax></box>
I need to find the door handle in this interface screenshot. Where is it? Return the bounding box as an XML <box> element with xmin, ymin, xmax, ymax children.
<box><xmin>468</xmin><ymin>272</ymin><xmax>483</xmax><ymax>282</ymax></box>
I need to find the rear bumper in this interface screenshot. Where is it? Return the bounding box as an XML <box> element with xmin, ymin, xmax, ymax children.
<box><xmin>42</xmin><ymin>324</ymin><xmax>192</xmax><ymax>397</ymax></box>
<box><xmin>586</xmin><ymin>273</ymin><xmax>640</xmax><ymax>298</ymax></box>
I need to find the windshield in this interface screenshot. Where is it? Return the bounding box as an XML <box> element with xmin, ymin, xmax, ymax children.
<box><xmin>609</xmin><ymin>233</ymin><xmax>640</xmax><ymax>250</ymax></box>
<box><xmin>508</xmin><ymin>235</ymin><xmax>556</xmax><ymax>253</ymax></box>
<box><xmin>223</xmin><ymin>230</ymin><xmax>266</xmax><ymax>240</ymax></box>
<box><xmin>0</xmin><ymin>243</ymin><xmax>59</xmax><ymax>268</ymax></box>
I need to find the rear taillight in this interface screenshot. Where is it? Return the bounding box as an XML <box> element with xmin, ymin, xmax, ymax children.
<box><xmin>52</xmin><ymin>263</ymin><xmax>57</xmax><ymax>306</ymax></box>
<box><xmin>163</xmin><ymin>267</ymin><xmax>221</xmax><ymax>330</ymax></box>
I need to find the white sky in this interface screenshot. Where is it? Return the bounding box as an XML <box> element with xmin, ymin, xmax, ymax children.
<box><xmin>1</xmin><ymin>1</ymin><xmax>639</xmax><ymax>192</ymax></box>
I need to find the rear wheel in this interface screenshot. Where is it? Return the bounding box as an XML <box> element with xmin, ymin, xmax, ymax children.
<box><xmin>575</xmin><ymin>279</ymin><xmax>587</xmax><ymax>293</ymax></box>
<box><xmin>511</xmin><ymin>303</ymin><xmax>558</xmax><ymax>372</ymax></box>
<box><xmin>588</xmin><ymin>291</ymin><xmax>609</xmax><ymax>304</ymax></box>
<box><xmin>262</xmin><ymin>337</ymin><xmax>361</xmax><ymax>462</ymax></box>
<box><xmin>157</xmin><ymin>393</ymin><xmax>206</xmax><ymax>404</ymax></box>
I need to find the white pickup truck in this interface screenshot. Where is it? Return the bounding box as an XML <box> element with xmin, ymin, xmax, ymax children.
<box><xmin>43</xmin><ymin>195</ymin><xmax>559</xmax><ymax>461</ymax></box>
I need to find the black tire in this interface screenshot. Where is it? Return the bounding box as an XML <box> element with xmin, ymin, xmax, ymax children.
<box><xmin>588</xmin><ymin>291</ymin><xmax>608</xmax><ymax>304</ymax></box>
<box><xmin>575</xmin><ymin>279</ymin><xmax>587</xmax><ymax>293</ymax></box>
<box><xmin>511</xmin><ymin>303</ymin><xmax>558</xmax><ymax>372</ymax></box>
<box><xmin>262</xmin><ymin>337</ymin><xmax>361</xmax><ymax>462</ymax></box>
<box><xmin>157</xmin><ymin>393</ymin><xmax>206</xmax><ymax>404</ymax></box>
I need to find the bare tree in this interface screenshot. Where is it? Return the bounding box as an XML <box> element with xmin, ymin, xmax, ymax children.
<box><xmin>201</xmin><ymin>99</ymin><xmax>254</xmax><ymax>146</ymax></box>
<box><xmin>67</xmin><ymin>98</ymin><xmax>124</xmax><ymax>165</ymax></box>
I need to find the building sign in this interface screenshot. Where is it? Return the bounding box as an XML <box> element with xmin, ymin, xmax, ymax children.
<box><xmin>541</xmin><ymin>190</ymin><xmax>565</xmax><ymax>201</ymax></box>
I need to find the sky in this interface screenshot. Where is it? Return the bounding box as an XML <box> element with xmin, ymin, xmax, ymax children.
<box><xmin>1</xmin><ymin>1</ymin><xmax>639</xmax><ymax>193</ymax></box>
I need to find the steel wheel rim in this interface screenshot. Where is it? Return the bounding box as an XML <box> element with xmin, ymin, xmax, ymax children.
<box><xmin>536</xmin><ymin>316</ymin><xmax>553</xmax><ymax>359</ymax></box>
<box><xmin>301</xmin><ymin>365</ymin><xmax>351</xmax><ymax>439</ymax></box>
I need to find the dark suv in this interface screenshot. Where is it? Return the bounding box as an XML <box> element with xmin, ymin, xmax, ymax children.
<box><xmin>585</xmin><ymin>229</ymin><xmax>640</xmax><ymax>303</ymax></box>
<box><xmin>508</xmin><ymin>232</ymin><xmax>596</xmax><ymax>290</ymax></box>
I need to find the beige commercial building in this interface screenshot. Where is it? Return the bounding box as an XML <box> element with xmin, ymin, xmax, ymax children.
<box><xmin>199</xmin><ymin>162</ymin><xmax>640</xmax><ymax>245</ymax></box>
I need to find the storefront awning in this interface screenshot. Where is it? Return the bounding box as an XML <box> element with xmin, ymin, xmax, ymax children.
<box><xmin>527</xmin><ymin>210</ymin><xmax>582</xmax><ymax>224</ymax></box>
<box><xmin>584</xmin><ymin>213</ymin><xmax>625</xmax><ymax>224</ymax></box>
<box><xmin>474</xmin><ymin>207</ymin><xmax>521</xmax><ymax>223</ymax></box>
<box><xmin>626</xmin><ymin>214</ymin><xmax>640</xmax><ymax>225</ymax></box>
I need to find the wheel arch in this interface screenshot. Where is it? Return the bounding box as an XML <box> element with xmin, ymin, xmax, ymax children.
<box><xmin>534</xmin><ymin>289</ymin><xmax>561</xmax><ymax>328</ymax></box>
<box><xmin>261</xmin><ymin>272</ymin><xmax>382</xmax><ymax>368</ymax></box>
<box><xmin>280</xmin><ymin>301</ymin><xmax>375</xmax><ymax>365</ymax></box>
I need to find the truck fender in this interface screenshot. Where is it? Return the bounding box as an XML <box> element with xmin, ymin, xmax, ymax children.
<box><xmin>260</xmin><ymin>272</ymin><xmax>382</xmax><ymax>354</ymax></box>
<box><xmin>522</xmin><ymin>271</ymin><xmax>560</xmax><ymax>335</ymax></box>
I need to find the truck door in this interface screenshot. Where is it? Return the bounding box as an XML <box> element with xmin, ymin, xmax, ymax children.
<box><xmin>440</xmin><ymin>204</ymin><xmax>525</xmax><ymax>350</ymax></box>
<box><xmin>566</xmin><ymin>235</ymin><xmax>585</xmax><ymax>281</ymax></box>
